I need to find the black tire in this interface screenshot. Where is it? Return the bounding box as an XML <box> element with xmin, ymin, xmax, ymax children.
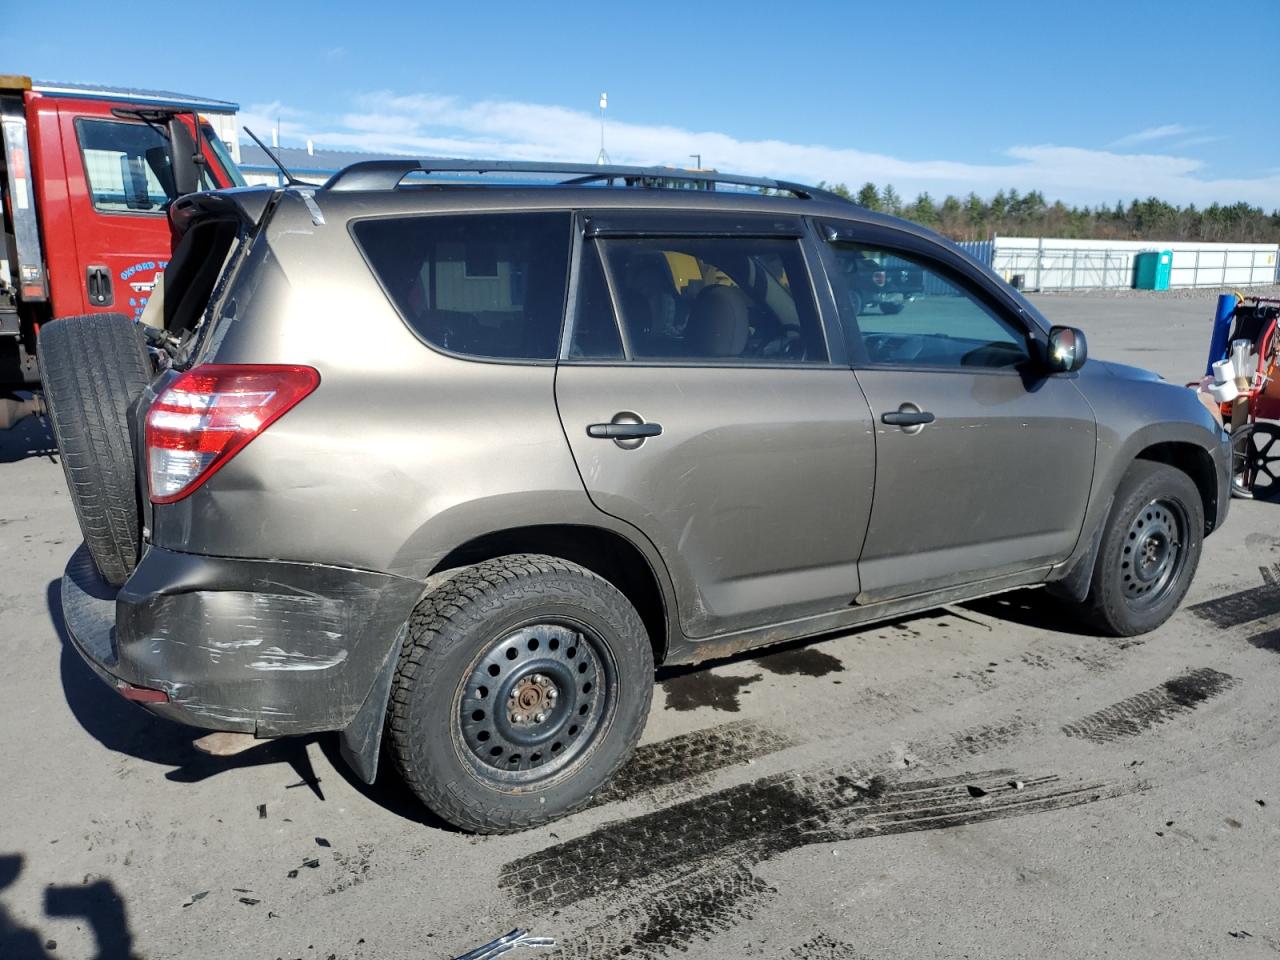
<box><xmin>1083</xmin><ymin>461</ymin><xmax>1204</xmax><ymax>636</ymax></box>
<box><xmin>38</xmin><ymin>314</ymin><xmax>152</xmax><ymax>587</ymax></box>
<box><xmin>388</xmin><ymin>554</ymin><xmax>654</xmax><ymax>833</ymax></box>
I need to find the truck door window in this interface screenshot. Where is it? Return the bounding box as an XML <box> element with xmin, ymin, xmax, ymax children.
<box><xmin>75</xmin><ymin>119</ymin><xmax>215</xmax><ymax>214</ymax></box>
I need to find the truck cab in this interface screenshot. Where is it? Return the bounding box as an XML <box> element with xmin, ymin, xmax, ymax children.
<box><xmin>0</xmin><ymin>75</ymin><xmax>244</xmax><ymax>420</ymax></box>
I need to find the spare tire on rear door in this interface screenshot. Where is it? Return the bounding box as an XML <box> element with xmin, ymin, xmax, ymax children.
<box><xmin>39</xmin><ymin>314</ymin><xmax>153</xmax><ymax>586</ymax></box>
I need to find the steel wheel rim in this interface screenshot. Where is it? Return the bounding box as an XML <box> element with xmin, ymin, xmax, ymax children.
<box><xmin>454</xmin><ymin>620</ymin><xmax>615</xmax><ymax>786</ymax></box>
<box><xmin>1120</xmin><ymin>497</ymin><xmax>1188</xmax><ymax>609</ymax></box>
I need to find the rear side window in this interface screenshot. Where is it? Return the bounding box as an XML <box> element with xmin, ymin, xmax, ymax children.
<box><xmin>573</xmin><ymin>236</ymin><xmax>826</xmax><ymax>363</ymax></box>
<box><xmin>353</xmin><ymin>213</ymin><xmax>572</xmax><ymax>361</ymax></box>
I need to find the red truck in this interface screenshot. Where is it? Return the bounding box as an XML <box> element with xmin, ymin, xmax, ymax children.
<box><xmin>0</xmin><ymin>74</ymin><xmax>245</xmax><ymax>426</ymax></box>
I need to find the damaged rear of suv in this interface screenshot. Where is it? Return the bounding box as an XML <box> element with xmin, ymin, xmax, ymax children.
<box><xmin>46</xmin><ymin>161</ymin><xmax>1231</xmax><ymax>833</ymax></box>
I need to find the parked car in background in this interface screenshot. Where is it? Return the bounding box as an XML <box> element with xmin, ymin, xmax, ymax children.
<box><xmin>839</xmin><ymin>250</ymin><xmax>923</xmax><ymax>315</ymax></box>
<box><xmin>43</xmin><ymin>159</ymin><xmax>1231</xmax><ymax>833</ymax></box>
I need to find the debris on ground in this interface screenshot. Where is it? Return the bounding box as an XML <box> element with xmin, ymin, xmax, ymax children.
<box><xmin>181</xmin><ymin>891</ymin><xmax>209</xmax><ymax>908</ymax></box>
<box><xmin>850</xmin><ymin>775</ymin><xmax>888</xmax><ymax>800</ymax></box>
<box><xmin>966</xmin><ymin>785</ymin><xmax>988</xmax><ymax>798</ymax></box>
<box><xmin>258</xmin><ymin>804</ymin><xmax>267</xmax><ymax>819</ymax></box>
<box><xmin>239</xmin><ymin>897</ymin><xmax>260</xmax><ymax>906</ymax></box>
<box><xmin>451</xmin><ymin>928</ymin><xmax>555</xmax><ymax>960</ymax></box>
<box><xmin>315</xmin><ymin>837</ymin><xmax>331</xmax><ymax>847</ymax></box>
<box><xmin>1009</xmin><ymin>780</ymin><xmax>1025</xmax><ymax>790</ymax></box>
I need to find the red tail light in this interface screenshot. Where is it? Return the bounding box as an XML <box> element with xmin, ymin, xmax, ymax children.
<box><xmin>872</xmin><ymin>270</ymin><xmax>887</xmax><ymax>287</ymax></box>
<box><xmin>146</xmin><ymin>364</ymin><xmax>320</xmax><ymax>504</ymax></box>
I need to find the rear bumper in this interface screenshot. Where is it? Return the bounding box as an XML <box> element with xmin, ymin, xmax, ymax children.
<box><xmin>61</xmin><ymin>543</ymin><xmax>421</xmax><ymax>736</ymax></box>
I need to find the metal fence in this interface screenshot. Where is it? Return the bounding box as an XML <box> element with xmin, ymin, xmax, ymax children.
<box><xmin>993</xmin><ymin>246</ymin><xmax>1132</xmax><ymax>291</ymax></box>
<box><xmin>988</xmin><ymin>241</ymin><xmax>1278</xmax><ymax>291</ymax></box>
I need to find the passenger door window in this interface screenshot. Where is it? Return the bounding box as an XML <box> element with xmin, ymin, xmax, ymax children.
<box><xmin>571</xmin><ymin>236</ymin><xmax>827</xmax><ymax>363</ymax></box>
<box><xmin>829</xmin><ymin>244</ymin><xmax>1030</xmax><ymax>370</ymax></box>
<box><xmin>76</xmin><ymin>119</ymin><xmax>215</xmax><ymax>214</ymax></box>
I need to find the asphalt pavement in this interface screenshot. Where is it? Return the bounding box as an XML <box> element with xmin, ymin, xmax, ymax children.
<box><xmin>1</xmin><ymin>290</ymin><xmax>1278</xmax><ymax>960</ymax></box>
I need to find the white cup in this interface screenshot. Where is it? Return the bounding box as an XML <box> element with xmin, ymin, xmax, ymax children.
<box><xmin>1212</xmin><ymin>358</ymin><xmax>1236</xmax><ymax>385</ymax></box>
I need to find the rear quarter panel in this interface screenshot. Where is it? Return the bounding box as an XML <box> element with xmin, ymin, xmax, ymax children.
<box><xmin>148</xmin><ymin>195</ymin><xmax>601</xmax><ymax>583</ymax></box>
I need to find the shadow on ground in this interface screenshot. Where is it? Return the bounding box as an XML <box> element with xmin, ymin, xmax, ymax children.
<box><xmin>0</xmin><ymin>407</ymin><xmax>54</xmax><ymax>464</ymax></box>
<box><xmin>0</xmin><ymin>854</ymin><xmax>135</xmax><ymax>960</ymax></box>
<box><xmin>962</xmin><ymin>587</ymin><xmax>1098</xmax><ymax>636</ymax></box>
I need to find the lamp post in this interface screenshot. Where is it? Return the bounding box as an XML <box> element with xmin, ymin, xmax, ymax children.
<box><xmin>689</xmin><ymin>153</ymin><xmax>701</xmax><ymax>169</ymax></box>
<box><xmin>596</xmin><ymin>93</ymin><xmax>610</xmax><ymax>165</ymax></box>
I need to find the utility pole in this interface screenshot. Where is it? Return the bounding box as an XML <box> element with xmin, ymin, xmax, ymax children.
<box><xmin>596</xmin><ymin>93</ymin><xmax>610</xmax><ymax>165</ymax></box>
<box><xmin>689</xmin><ymin>153</ymin><xmax>701</xmax><ymax>169</ymax></box>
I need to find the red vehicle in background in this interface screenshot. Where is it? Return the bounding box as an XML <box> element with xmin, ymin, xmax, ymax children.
<box><xmin>0</xmin><ymin>74</ymin><xmax>245</xmax><ymax>426</ymax></box>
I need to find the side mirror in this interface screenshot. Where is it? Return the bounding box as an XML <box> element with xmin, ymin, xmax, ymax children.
<box><xmin>166</xmin><ymin>115</ymin><xmax>201</xmax><ymax>197</ymax></box>
<box><xmin>1046</xmin><ymin>325</ymin><xmax>1088</xmax><ymax>373</ymax></box>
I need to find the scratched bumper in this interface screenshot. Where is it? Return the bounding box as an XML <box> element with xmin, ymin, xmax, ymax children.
<box><xmin>61</xmin><ymin>543</ymin><xmax>421</xmax><ymax>736</ymax></box>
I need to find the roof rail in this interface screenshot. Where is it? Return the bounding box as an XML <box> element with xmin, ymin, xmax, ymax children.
<box><xmin>321</xmin><ymin>158</ymin><xmax>850</xmax><ymax>203</ymax></box>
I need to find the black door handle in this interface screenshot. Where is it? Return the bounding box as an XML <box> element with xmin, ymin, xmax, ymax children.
<box><xmin>86</xmin><ymin>265</ymin><xmax>113</xmax><ymax>307</ymax></box>
<box><xmin>881</xmin><ymin>410</ymin><xmax>935</xmax><ymax>426</ymax></box>
<box><xmin>587</xmin><ymin>421</ymin><xmax>663</xmax><ymax>439</ymax></box>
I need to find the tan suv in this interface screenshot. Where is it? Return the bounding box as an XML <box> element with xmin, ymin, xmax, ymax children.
<box><xmin>42</xmin><ymin>160</ymin><xmax>1230</xmax><ymax>832</ymax></box>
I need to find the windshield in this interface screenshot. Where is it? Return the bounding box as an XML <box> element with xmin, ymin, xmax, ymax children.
<box><xmin>201</xmin><ymin>123</ymin><xmax>248</xmax><ymax>188</ymax></box>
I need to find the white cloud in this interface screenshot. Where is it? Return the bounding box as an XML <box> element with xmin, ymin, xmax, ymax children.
<box><xmin>238</xmin><ymin>100</ymin><xmax>311</xmax><ymax>146</ymax></box>
<box><xmin>257</xmin><ymin>92</ymin><xmax>1280</xmax><ymax>209</ymax></box>
<box><xmin>1108</xmin><ymin>124</ymin><xmax>1191</xmax><ymax>148</ymax></box>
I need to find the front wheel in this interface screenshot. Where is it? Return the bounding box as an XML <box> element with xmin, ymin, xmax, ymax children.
<box><xmin>1083</xmin><ymin>461</ymin><xmax>1204</xmax><ymax>636</ymax></box>
<box><xmin>387</xmin><ymin>555</ymin><xmax>654</xmax><ymax>833</ymax></box>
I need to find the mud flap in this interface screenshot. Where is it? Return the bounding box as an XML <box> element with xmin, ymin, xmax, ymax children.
<box><xmin>338</xmin><ymin>623</ymin><xmax>406</xmax><ymax>784</ymax></box>
<box><xmin>1047</xmin><ymin>494</ymin><xmax>1113</xmax><ymax>603</ymax></box>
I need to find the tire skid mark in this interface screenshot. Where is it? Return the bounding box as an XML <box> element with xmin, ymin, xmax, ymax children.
<box><xmin>501</xmin><ymin>767</ymin><xmax>1121</xmax><ymax>958</ymax></box>
<box><xmin>785</xmin><ymin>933</ymin><xmax>872</xmax><ymax>959</ymax></box>
<box><xmin>542</xmin><ymin>862</ymin><xmax>775</xmax><ymax>960</ymax></box>
<box><xmin>1188</xmin><ymin>563</ymin><xmax>1280</xmax><ymax>628</ymax></box>
<box><xmin>911</xmin><ymin>715</ymin><xmax>1028</xmax><ymax>763</ymax></box>
<box><xmin>591</xmin><ymin>720</ymin><xmax>792</xmax><ymax>808</ymax></box>
<box><xmin>1061</xmin><ymin>667</ymin><xmax>1239</xmax><ymax>743</ymax></box>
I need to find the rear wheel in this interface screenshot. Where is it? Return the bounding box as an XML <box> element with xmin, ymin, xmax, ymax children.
<box><xmin>1083</xmin><ymin>461</ymin><xmax>1203</xmax><ymax>636</ymax></box>
<box><xmin>38</xmin><ymin>314</ymin><xmax>152</xmax><ymax>586</ymax></box>
<box><xmin>388</xmin><ymin>555</ymin><xmax>653</xmax><ymax>833</ymax></box>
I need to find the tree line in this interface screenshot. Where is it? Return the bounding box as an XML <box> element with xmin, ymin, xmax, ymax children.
<box><xmin>816</xmin><ymin>181</ymin><xmax>1280</xmax><ymax>244</ymax></box>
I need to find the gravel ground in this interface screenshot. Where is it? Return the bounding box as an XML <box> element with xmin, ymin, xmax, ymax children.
<box><xmin>2</xmin><ymin>293</ymin><xmax>1279</xmax><ymax>960</ymax></box>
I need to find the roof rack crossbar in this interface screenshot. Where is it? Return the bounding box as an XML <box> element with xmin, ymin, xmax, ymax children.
<box><xmin>321</xmin><ymin>158</ymin><xmax>850</xmax><ymax>203</ymax></box>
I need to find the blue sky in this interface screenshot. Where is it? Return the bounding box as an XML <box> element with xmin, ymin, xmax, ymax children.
<box><xmin>19</xmin><ymin>0</ymin><xmax>1280</xmax><ymax>208</ymax></box>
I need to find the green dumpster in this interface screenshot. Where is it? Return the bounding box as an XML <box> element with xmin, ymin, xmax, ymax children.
<box><xmin>1134</xmin><ymin>250</ymin><xmax>1172</xmax><ymax>290</ymax></box>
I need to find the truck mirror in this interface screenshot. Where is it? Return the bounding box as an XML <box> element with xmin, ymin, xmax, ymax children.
<box><xmin>167</xmin><ymin>116</ymin><xmax>201</xmax><ymax>197</ymax></box>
